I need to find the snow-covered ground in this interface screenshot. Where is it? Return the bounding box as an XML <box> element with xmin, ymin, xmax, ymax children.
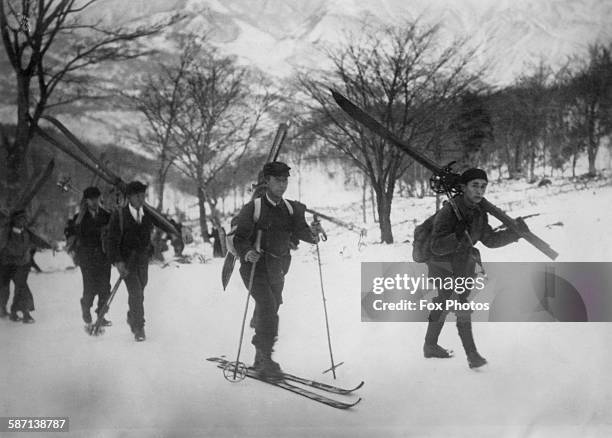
<box><xmin>2</xmin><ymin>176</ymin><xmax>612</xmax><ymax>437</ymax></box>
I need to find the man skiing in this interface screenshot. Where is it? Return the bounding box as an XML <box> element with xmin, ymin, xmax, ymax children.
<box><xmin>424</xmin><ymin>168</ymin><xmax>529</xmax><ymax>368</ymax></box>
<box><xmin>106</xmin><ymin>181</ymin><xmax>153</xmax><ymax>342</ymax></box>
<box><xmin>232</xmin><ymin>162</ymin><xmax>320</xmax><ymax>380</ymax></box>
<box><xmin>0</xmin><ymin>210</ymin><xmax>36</xmax><ymax>323</ymax></box>
<box><xmin>65</xmin><ymin>186</ymin><xmax>112</xmax><ymax>326</ymax></box>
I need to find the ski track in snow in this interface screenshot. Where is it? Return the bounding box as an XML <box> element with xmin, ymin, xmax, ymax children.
<box><xmin>2</xmin><ymin>181</ymin><xmax>612</xmax><ymax>437</ymax></box>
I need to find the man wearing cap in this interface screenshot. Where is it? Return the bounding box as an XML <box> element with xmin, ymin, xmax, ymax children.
<box><xmin>66</xmin><ymin>186</ymin><xmax>112</xmax><ymax>326</ymax></box>
<box><xmin>232</xmin><ymin>161</ymin><xmax>321</xmax><ymax>380</ymax></box>
<box><xmin>424</xmin><ymin>168</ymin><xmax>529</xmax><ymax>368</ymax></box>
<box><xmin>0</xmin><ymin>210</ymin><xmax>36</xmax><ymax>323</ymax></box>
<box><xmin>106</xmin><ymin>181</ymin><xmax>153</xmax><ymax>342</ymax></box>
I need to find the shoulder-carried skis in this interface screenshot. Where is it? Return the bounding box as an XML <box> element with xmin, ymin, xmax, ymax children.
<box><xmin>330</xmin><ymin>89</ymin><xmax>559</xmax><ymax>260</ymax></box>
<box><xmin>33</xmin><ymin>116</ymin><xmax>181</xmax><ymax>239</ymax></box>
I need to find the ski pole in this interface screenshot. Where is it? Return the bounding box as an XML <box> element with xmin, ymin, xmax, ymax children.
<box><xmin>89</xmin><ymin>276</ymin><xmax>123</xmax><ymax>336</ymax></box>
<box><xmin>231</xmin><ymin>230</ymin><xmax>262</xmax><ymax>381</ymax></box>
<box><xmin>312</xmin><ymin>216</ymin><xmax>343</xmax><ymax>379</ymax></box>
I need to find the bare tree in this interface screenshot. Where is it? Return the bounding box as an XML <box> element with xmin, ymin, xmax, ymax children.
<box><xmin>566</xmin><ymin>43</ymin><xmax>612</xmax><ymax>176</ymax></box>
<box><xmin>298</xmin><ymin>19</ymin><xmax>483</xmax><ymax>243</ymax></box>
<box><xmin>125</xmin><ymin>40</ymin><xmax>198</xmax><ymax>211</ymax></box>
<box><xmin>0</xmin><ymin>0</ymin><xmax>178</xmax><ymax>196</ymax></box>
<box><xmin>171</xmin><ymin>44</ymin><xmax>274</xmax><ymax>241</ymax></box>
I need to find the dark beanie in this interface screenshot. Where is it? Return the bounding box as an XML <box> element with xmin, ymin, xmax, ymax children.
<box><xmin>460</xmin><ymin>168</ymin><xmax>488</xmax><ymax>184</ymax></box>
<box><xmin>83</xmin><ymin>186</ymin><xmax>101</xmax><ymax>199</ymax></box>
<box><xmin>263</xmin><ymin>162</ymin><xmax>291</xmax><ymax>177</ymax></box>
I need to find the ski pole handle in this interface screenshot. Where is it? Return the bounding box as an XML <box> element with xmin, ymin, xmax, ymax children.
<box><xmin>312</xmin><ymin>215</ymin><xmax>327</xmax><ymax>242</ymax></box>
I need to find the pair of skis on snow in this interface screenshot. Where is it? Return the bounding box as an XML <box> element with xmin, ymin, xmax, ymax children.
<box><xmin>207</xmin><ymin>357</ymin><xmax>363</xmax><ymax>410</ymax></box>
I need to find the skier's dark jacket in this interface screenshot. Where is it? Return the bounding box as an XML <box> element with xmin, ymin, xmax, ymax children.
<box><xmin>0</xmin><ymin>227</ymin><xmax>33</xmax><ymax>266</ymax></box>
<box><xmin>430</xmin><ymin>195</ymin><xmax>518</xmax><ymax>274</ymax></box>
<box><xmin>233</xmin><ymin>196</ymin><xmax>316</xmax><ymax>278</ymax></box>
<box><xmin>68</xmin><ymin>209</ymin><xmax>111</xmax><ymax>249</ymax></box>
<box><xmin>106</xmin><ymin>206</ymin><xmax>153</xmax><ymax>264</ymax></box>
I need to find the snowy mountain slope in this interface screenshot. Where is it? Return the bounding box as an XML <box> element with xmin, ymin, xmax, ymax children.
<box><xmin>2</xmin><ymin>174</ymin><xmax>612</xmax><ymax>437</ymax></box>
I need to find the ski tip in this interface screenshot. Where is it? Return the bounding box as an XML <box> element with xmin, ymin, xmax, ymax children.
<box><xmin>354</xmin><ymin>381</ymin><xmax>365</xmax><ymax>391</ymax></box>
<box><xmin>329</xmin><ymin>88</ymin><xmax>343</xmax><ymax>102</ymax></box>
<box><xmin>345</xmin><ymin>397</ymin><xmax>362</xmax><ymax>409</ymax></box>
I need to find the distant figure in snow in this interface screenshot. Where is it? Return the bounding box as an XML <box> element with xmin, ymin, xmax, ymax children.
<box><xmin>424</xmin><ymin>168</ymin><xmax>529</xmax><ymax>368</ymax></box>
<box><xmin>0</xmin><ymin>210</ymin><xmax>36</xmax><ymax>323</ymax></box>
<box><xmin>232</xmin><ymin>162</ymin><xmax>322</xmax><ymax>380</ymax></box>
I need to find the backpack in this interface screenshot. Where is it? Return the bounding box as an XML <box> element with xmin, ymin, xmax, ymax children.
<box><xmin>412</xmin><ymin>212</ymin><xmax>438</xmax><ymax>263</ymax></box>
<box><xmin>226</xmin><ymin>197</ymin><xmax>294</xmax><ymax>257</ymax></box>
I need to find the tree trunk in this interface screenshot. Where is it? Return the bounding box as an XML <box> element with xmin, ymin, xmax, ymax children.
<box><xmin>362</xmin><ymin>173</ymin><xmax>367</xmax><ymax>223</ymax></box>
<box><xmin>370</xmin><ymin>185</ymin><xmax>378</xmax><ymax>223</ymax></box>
<box><xmin>373</xmin><ymin>185</ymin><xmax>393</xmax><ymax>243</ymax></box>
<box><xmin>207</xmin><ymin>197</ymin><xmax>221</xmax><ymax>228</ymax></box>
<box><xmin>587</xmin><ymin>138</ymin><xmax>597</xmax><ymax>176</ymax></box>
<box><xmin>7</xmin><ymin>74</ymin><xmax>32</xmax><ymax>189</ymax></box>
<box><xmin>156</xmin><ymin>157</ymin><xmax>169</xmax><ymax>211</ymax></box>
<box><xmin>197</xmin><ymin>185</ymin><xmax>210</xmax><ymax>242</ymax></box>
<box><xmin>572</xmin><ymin>143</ymin><xmax>579</xmax><ymax>178</ymax></box>
<box><xmin>513</xmin><ymin>142</ymin><xmax>522</xmax><ymax>178</ymax></box>
<box><xmin>529</xmin><ymin>142</ymin><xmax>536</xmax><ymax>182</ymax></box>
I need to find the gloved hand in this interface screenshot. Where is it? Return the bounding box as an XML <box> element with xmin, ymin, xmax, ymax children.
<box><xmin>245</xmin><ymin>249</ymin><xmax>261</xmax><ymax>263</ymax></box>
<box><xmin>310</xmin><ymin>219</ymin><xmax>327</xmax><ymax>242</ymax></box>
<box><xmin>455</xmin><ymin>219</ymin><xmax>468</xmax><ymax>239</ymax></box>
<box><xmin>115</xmin><ymin>261</ymin><xmax>129</xmax><ymax>278</ymax></box>
<box><xmin>515</xmin><ymin>217</ymin><xmax>530</xmax><ymax>234</ymax></box>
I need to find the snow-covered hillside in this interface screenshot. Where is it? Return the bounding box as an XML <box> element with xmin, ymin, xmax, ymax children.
<box><xmin>1</xmin><ymin>174</ymin><xmax>611</xmax><ymax>437</ymax></box>
<box><xmin>83</xmin><ymin>0</ymin><xmax>612</xmax><ymax>85</ymax></box>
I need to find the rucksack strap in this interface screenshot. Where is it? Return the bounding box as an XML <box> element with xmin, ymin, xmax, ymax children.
<box><xmin>253</xmin><ymin>197</ymin><xmax>262</xmax><ymax>223</ymax></box>
<box><xmin>253</xmin><ymin>197</ymin><xmax>294</xmax><ymax>224</ymax></box>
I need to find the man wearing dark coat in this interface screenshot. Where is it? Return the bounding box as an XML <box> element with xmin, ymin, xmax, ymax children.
<box><xmin>0</xmin><ymin>210</ymin><xmax>36</xmax><ymax>323</ymax></box>
<box><xmin>106</xmin><ymin>181</ymin><xmax>153</xmax><ymax>342</ymax></box>
<box><xmin>66</xmin><ymin>186</ymin><xmax>113</xmax><ymax>326</ymax></box>
<box><xmin>424</xmin><ymin>168</ymin><xmax>529</xmax><ymax>368</ymax></box>
<box><xmin>232</xmin><ymin>162</ymin><xmax>320</xmax><ymax>380</ymax></box>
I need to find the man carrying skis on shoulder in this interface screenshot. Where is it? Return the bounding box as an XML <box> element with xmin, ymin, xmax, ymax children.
<box><xmin>106</xmin><ymin>181</ymin><xmax>153</xmax><ymax>342</ymax></box>
<box><xmin>65</xmin><ymin>186</ymin><xmax>112</xmax><ymax>327</ymax></box>
<box><xmin>424</xmin><ymin>168</ymin><xmax>529</xmax><ymax>368</ymax></box>
<box><xmin>232</xmin><ymin>162</ymin><xmax>322</xmax><ymax>381</ymax></box>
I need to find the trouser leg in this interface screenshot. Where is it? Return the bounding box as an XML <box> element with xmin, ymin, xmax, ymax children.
<box><xmin>125</xmin><ymin>263</ymin><xmax>148</xmax><ymax>330</ymax></box>
<box><xmin>11</xmin><ymin>265</ymin><xmax>33</xmax><ymax>313</ymax></box>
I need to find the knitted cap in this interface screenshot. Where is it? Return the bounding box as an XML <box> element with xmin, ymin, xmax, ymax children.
<box><xmin>460</xmin><ymin>168</ymin><xmax>488</xmax><ymax>184</ymax></box>
<box><xmin>83</xmin><ymin>186</ymin><xmax>101</xmax><ymax>199</ymax></box>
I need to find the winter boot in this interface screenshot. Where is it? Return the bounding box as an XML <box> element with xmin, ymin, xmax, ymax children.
<box><xmin>22</xmin><ymin>311</ymin><xmax>35</xmax><ymax>324</ymax></box>
<box><xmin>423</xmin><ymin>343</ymin><xmax>453</xmax><ymax>358</ymax></box>
<box><xmin>81</xmin><ymin>298</ymin><xmax>91</xmax><ymax>324</ymax></box>
<box><xmin>134</xmin><ymin>327</ymin><xmax>146</xmax><ymax>342</ymax></box>
<box><xmin>0</xmin><ymin>307</ymin><xmax>8</xmax><ymax>318</ymax></box>
<box><xmin>99</xmin><ymin>317</ymin><xmax>112</xmax><ymax>327</ymax></box>
<box><xmin>9</xmin><ymin>311</ymin><xmax>21</xmax><ymax>322</ymax></box>
<box><xmin>253</xmin><ymin>348</ymin><xmax>283</xmax><ymax>381</ymax></box>
<box><xmin>424</xmin><ymin>320</ymin><xmax>452</xmax><ymax>358</ymax></box>
<box><xmin>457</xmin><ymin>319</ymin><xmax>486</xmax><ymax>368</ymax></box>
<box><xmin>467</xmin><ymin>351</ymin><xmax>487</xmax><ymax>369</ymax></box>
